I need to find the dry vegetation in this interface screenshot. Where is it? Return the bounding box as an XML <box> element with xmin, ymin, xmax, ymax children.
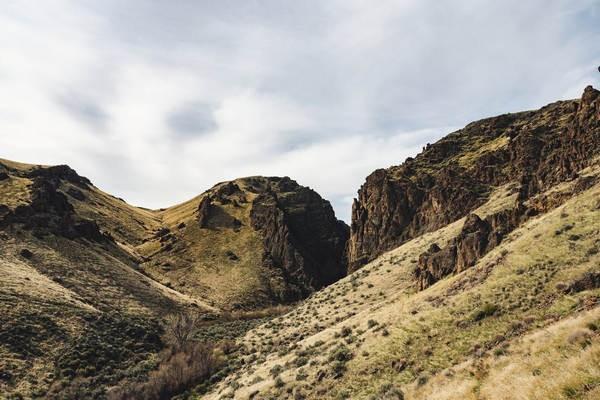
<box><xmin>201</xmin><ymin>171</ymin><xmax>600</xmax><ymax>399</ymax></box>
<box><xmin>1</xmin><ymin>148</ymin><xmax>599</xmax><ymax>399</ymax></box>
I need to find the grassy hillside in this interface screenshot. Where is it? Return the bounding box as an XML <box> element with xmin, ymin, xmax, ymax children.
<box><xmin>136</xmin><ymin>176</ymin><xmax>348</xmax><ymax>310</ymax></box>
<box><xmin>0</xmin><ymin>159</ymin><xmax>348</xmax><ymax>399</ymax></box>
<box><xmin>202</xmin><ymin>163</ymin><xmax>600</xmax><ymax>400</ymax></box>
<box><xmin>136</xmin><ymin>179</ymin><xmax>268</xmax><ymax>310</ymax></box>
<box><xmin>0</xmin><ymin>160</ymin><xmax>213</xmax><ymax>398</ymax></box>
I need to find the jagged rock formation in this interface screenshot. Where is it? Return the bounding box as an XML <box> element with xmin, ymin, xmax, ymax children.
<box><xmin>415</xmin><ymin>207</ymin><xmax>526</xmax><ymax>290</ymax></box>
<box><xmin>248</xmin><ymin>177</ymin><xmax>350</xmax><ymax>299</ymax></box>
<box><xmin>0</xmin><ymin>164</ymin><xmax>109</xmax><ymax>243</ymax></box>
<box><xmin>348</xmin><ymin>86</ymin><xmax>600</xmax><ymax>271</ymax></box>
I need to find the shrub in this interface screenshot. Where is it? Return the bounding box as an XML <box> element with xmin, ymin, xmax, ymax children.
<box><xmin>294</xmin><ymin>356</ymin><xmax>309</xmax><ymax>367</ymax></box>
<box><xmin>274</xmin><ymin>376</ymin><xmax>285</xmax><ymax>388</ymax></box>
<box><xmin>471</xmin><ymin>303</ymin><xmax>499</xmax><ymax>321</ymax></box>
<box><xmin>493</xmin><ymin>347</ymin><xmax>507</xmax><ymax>357</ymax></box>
<box><xmin>295</xmin><ymin>369</ymin><xmax>308</xmax><ymax>381</ymax></box>
<box><xmin>329</xmin><ymin>345</ymin><xmax>353</xmax><ymax>363</ymax></box>
<box><xmin>370</xmin><ymin>383</ymin><xmax>404</xmax><ymax>400</ymax></box>
<box><xmin>328</xmin><ymin>344</ymin><xmax>353</xmax><ymax>378</ymax></box>
<box><xmin>585</xmin><ymin>321</ymin><xmax>599</xmax><ymax>332</ymax></box>
<box><xmin>108</xmin><ymin>342</ymin><xmax>218</xmax><ymax>400</ymax></box>
<box><xmin>566</xmin><ymin>328</ymin><xmax>593</xmax><ymax>348</ymax></box>
<box><xmin>163</xmin><ymin>312</ymin><xmax>203</xmax><ymax>350</ymax></box>
<box><xmin>270</xmin><ymin>364</ymin><xmax>284</xmax><ymax>378</ymax></box>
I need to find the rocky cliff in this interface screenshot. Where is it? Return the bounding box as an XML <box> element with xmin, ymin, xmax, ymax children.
<box><xmin>348</xmin><ymin>86</ymin><xmax>600</xmax><ymax>271</ymax></box>
<box><xmin>249</xmin><ymin>177</ymin><xmax>349</xmax><ymax>298</ymax></box>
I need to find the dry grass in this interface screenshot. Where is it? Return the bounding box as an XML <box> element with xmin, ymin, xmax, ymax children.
<box><xmin>406</xmin><ymin>308</ymin><xmax>600</xmax><ymax>400</ymax></box>
<box><xmin>136</xmin><ymin>179</ymin><xmax>287</xmax><ymax>309</ymax></box>
<box><xmin>457</xmin><ymin>135</ymin><xmax>510</xmax><ymax>168</ymax></box>
<box><xmin>200</xmin><ymin>176</ymin><xmax>600</xmax><ymax>399</ymax></box>
<box><xmin>0</xmin><ymin>175</ymin><xmax>32</xmax><ymax>209</ymax></box>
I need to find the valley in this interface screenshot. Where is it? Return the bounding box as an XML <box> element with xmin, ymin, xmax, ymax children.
<box><xmin>0</xmin><ymin>86</ymin><xmax>598</xmax><ymax>400</ymax></box>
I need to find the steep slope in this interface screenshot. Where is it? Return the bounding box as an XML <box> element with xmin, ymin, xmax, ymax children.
<box><xmin>201</xmin><ymin>87</ymin><xmax>600</xmax><ymax>400</ymax></box>
<box><xmin>0</xmin><ymin>160</ymin><xmax>347</xmax><ymax>398</ymax></box>
<box><xmin>348</xmin><ymin>86</ymin><xmax>600</xmax><ymax>271</ymax></box>
<box><xmin>0</xmin><ymin>160</ymin><xmax>203</xmax><ymax>399</ymax></box>
<box><xmin>137</xmin><ymin>176</ymin><xmax>349</xmax><ymax>309</ymax></box>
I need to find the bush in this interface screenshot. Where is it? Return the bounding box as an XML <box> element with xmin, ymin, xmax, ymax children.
<box><xmin>566</xmin><ymin>328</ymin><xmax>593</xmax><ymax>348</ymax></box>
<box><xmin>471</xmin><ymin>303</ymin><xmax>499</xmax><ymax>321</ymax></box>
<box><xmin>293</xmin><ymin>356</ymin><xmax>308</xmax><ymax>367</ymax></box>
<box><xmin>329</xmin><ymin>345</ymin><xmax>353</xmax><ymax>363</ymax></box>
<box><xmin>163</xmin><ymin>312</ymin><xmax>202</xmax><ymax>350</ymax></box>
<box><xmin>328</xmin><ymin>344</ymin><xmax>353</xmax><ymax>378</ymax></box>
<box><xmin>108</xmin><ymin>342</ymin><xmax>218</xmax><ymax>400</ymax></box>
<box><xmin>370</xmin><ymin>383</ymin><xmax>404</xmax><ymax>400</ymax></box>
<box><xmin>274</xmin><ymin>376</ymin><xmax>285</xmax><ymax>388</ymax></box>
<box><xmin>270</xmin><ymin>364</ymin><xmax>284</xmax><ymax>378</ymax></box>
<box><xmin>295</xmin><ymin>369</ymin><xmax>308</xmax><ymax>381</ymax></box>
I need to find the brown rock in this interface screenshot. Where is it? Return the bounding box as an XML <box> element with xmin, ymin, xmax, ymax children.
<box><xmin>197</xmin><ymin>196</ymin><xmax>212</xmax><ymax>228</ymax></box>
<box><xmin>249</xmin><ymin>177</ymin><xmax>349</xmax><ymax>301</ymax></box>
<box><xmin>415</xmin><ymin>207</ymin><xmax>526</xmax><ymax>290</ymax></box>
<box><xmin>349</xmin><ymin>86</ymin><xmax>600</xmax><ymax>270</ymax></box>
<box><xmin>20</xmin><ymin>249</ymin><xmax>33</xmax><ymax>259</ymax></box>
<box><xmin>0</xmin><ymin>166</ymin><xmax>109</xmax><ymax>243</ymax></box>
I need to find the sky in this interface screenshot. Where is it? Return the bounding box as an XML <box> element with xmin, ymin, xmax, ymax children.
<box><xmin>1</xmin><ymin>1</ymin><xmax>599</xmax><ymax>222</ymax></box>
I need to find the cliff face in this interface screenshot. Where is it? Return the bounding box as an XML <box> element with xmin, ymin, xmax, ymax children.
<box><xmin>249</xmin><ymin>177</ymin><xmax>349</xmax><ymax>299</ymax></box>
<box><xmin>348</xmin><ymin>86</ymin><xmax>600</xmax><ymax>271</ymax></box>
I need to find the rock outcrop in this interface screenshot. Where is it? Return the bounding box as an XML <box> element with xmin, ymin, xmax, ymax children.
<box><xmin>349</xmin><ymin>86</ymin><xmax>600</xmax><ymax>271</ymax></box>
<box><xmin>0</xmin><ymin>164</ymin><xmax>109</xmax><ymax>243</ymax></box>
<box><xmin>415</xmin><ymin>207</ymin><xmax>527</xmax><ymax>290</ymax></box>
<box><xmin>248</xmin><ymin>177</ymin><xmax>350</xmax><ymax>300</ymax></box>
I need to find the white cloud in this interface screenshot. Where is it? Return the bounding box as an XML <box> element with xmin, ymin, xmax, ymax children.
<box><xmin>0</xmin><ymin>0</ymin><xmax>598</xmax><ymax>221</ymax></box>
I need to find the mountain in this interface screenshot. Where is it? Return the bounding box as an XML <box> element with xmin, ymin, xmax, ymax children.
<box><xmin>348</xmin><ymin>85</ymin><xmax>600</xmax><ymax>271</ymax></box>
<box><xmin>1</xmin><ymin>86</ymin><xmax>599</xmax><ymax>400</ymax></box>
<box><xmin>200</xmin><ymin>86</ymin><xmax>600</xmax><ymax>399</ymax></box>
<box><xmin>137</xmin><ymin>176</ymin><xmax>349</xmax><ymax>309</ymax></box>
<box><xmin>0</xmin><ymin>160</ymin><xmax>347</xmax><ymax>398</ymax></box>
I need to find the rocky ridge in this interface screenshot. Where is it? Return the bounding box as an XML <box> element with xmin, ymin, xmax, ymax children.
<box><xmin>348</xmin><ymin>86</ymin><xmax>600</xmax><ymax>273</ymax></box>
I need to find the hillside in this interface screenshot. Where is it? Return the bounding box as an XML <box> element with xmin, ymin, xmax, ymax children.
<box><xmin>348</xmin><ymin>85</ymin><xmax>600</xmax><ymax>271</ymax></box>
<box><xmin>201</xmin><ymin>86</ymin><xmax>600</xmax><ymax>399</ymax></box>
<box><xmin>137</xmin><ymin>176</ymin><xmax>349</xmax><ymax>309</ymax></box>
<box><xmin>0</xmin><ymin>86</ymin><xmax>598</xmax><ymax>400</ymax></box>
<box><xmin>0</xmin><ymin>161</ymin><xmax>200</xmax><ymax>398</ymax></box>
<box><xmin>0</xmin><ymin>160</ymin><xmax>347</xmax><ymax>398</ymax></box>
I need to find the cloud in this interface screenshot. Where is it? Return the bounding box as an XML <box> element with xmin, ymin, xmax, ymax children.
<box><xmin>56</xmin><ymin>90</ymin><xmax>109</xmax><ymax>133</ymax></box>
<box><xmin>0</xmin><ymin>0</ymin><xmax>599</xmax><ymax>222</ymax></box>
<box><xmin>166</xmin><ymin>102</ymin><xmax>217</xmax><ymax>138</ymax></box>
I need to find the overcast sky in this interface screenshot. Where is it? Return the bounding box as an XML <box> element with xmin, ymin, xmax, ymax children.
<box><xmin>1</xmin><ymin>1</ymin><xmax>598</xmax><ymax>222</ymax></box>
